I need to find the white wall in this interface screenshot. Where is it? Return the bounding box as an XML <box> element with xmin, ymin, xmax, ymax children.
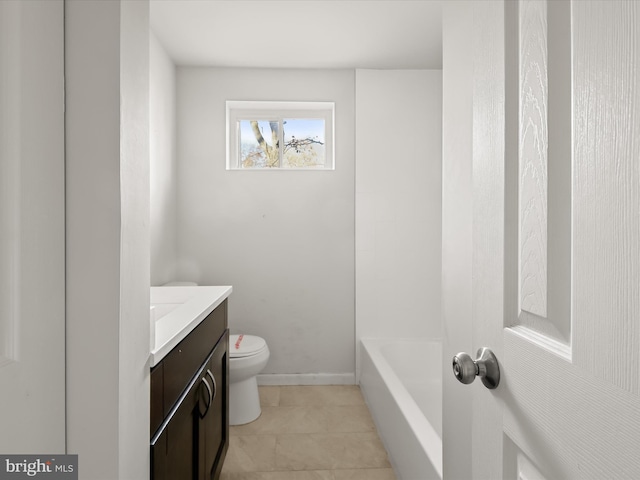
<box><xmin>150</xmin><ymin>32</ymin><xmax>178</xmax><ymax>286</ymax></box>
<box><xmin>441</xmin><ymin>3</ymin><xmax>474</xmax><ymax>479</ymax></box>
<box><xmin>355</xmin><ymin>69</ymin><xmax>442</xmax><ymax>376</ymax></box>
<box><xmin>176</xmin><ymin>68</ymin><xmax>356</xmax><ymax>383</ymax></box>
<box><xmin>66</xmin><ymin>1</ymin><xmax>150</xmax><ymax>477</ymax></box>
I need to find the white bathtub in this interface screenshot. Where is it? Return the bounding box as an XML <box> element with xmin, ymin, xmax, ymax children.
<box><xmin>360</xmin><ymin>338</ymin><xmax>442</xmax><ymax>480</ymax></box>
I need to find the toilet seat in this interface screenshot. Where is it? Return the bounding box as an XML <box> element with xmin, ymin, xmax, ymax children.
<box><xmin>230</xmin><ymin>334</ymin><xmax>267</xmax><ymax>358</ymax></box>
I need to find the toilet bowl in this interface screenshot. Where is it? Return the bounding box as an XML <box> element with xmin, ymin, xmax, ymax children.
<box><xmin>229</xmin><ymin>334</ymin><xmax>270</xmax><ymax>425</ymax></box>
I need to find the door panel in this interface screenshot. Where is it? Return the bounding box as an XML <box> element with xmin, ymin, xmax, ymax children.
<box><xmin>465</xmin><ymin>0</ymin><xmax>640</xmax><ymax>478</ymax></box>
<box><xmin>513</xmin><ymin>0</ymin><xmax>572</xmax><ymax>346</ymax></box>
<box><xmin>0</xmin><ymin>0</ymin><xmax>65</xmax><ymax>453</ymax></box>
<box><xmin>518</xmin><ymin>0</ymin><xmax>549</xmax><ymax>321</ymax></box>
<box><xmin>504</xmin><ymin>330</ymin><xmax>640</xmax><ymax>477</ymax></box>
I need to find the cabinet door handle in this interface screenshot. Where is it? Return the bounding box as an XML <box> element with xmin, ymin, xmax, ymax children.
<box><xmin>206</xmin><ymin>369</ymin><xmax>217</xmax><ymax>401</ymax></box>
<box><xmin>200</xmin><ymin>376</ymin><xmax>213</xmax><ymax>418</ymax></box>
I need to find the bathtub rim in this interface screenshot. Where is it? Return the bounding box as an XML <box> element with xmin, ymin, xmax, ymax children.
<box><xmin>360</xmin><ymin>337</ymin><xmax>443</xmax><ymax>479</ymax></box>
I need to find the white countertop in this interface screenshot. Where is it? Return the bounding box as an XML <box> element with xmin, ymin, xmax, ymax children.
<box><xmin>149</xmin><ymin>285</ymin><xmax>232</xmax><ymax>367</ymax></box>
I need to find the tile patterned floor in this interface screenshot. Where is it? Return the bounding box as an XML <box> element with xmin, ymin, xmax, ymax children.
<box><xmin>220</xmin><ymin>385</ymin><xmax>397</xmax><ymax>480</ymax></box>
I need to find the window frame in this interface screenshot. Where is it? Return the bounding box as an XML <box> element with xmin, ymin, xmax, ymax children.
<box><xmin>226</xmin><ymin>101</ymin><xmax>335</xmax><ymax>170</ymax></box>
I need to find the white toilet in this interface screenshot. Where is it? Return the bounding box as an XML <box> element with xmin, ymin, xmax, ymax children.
<box><xmin>229</xmin><ymin>334</ymin><xmax>270</xmax><ymax>425</ymax></box>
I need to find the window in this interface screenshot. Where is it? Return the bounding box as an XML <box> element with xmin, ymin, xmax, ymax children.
<box><xmin>226</xmin><ymin>101</ymin><xmax>335</xmax><ymax>170</ymax></box>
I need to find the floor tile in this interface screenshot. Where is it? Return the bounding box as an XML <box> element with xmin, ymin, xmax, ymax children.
<box><xmin>259</xmin><ymin>386</ymin><xmax>281</xmax><ymax>407</ymax></box>
<box><xmin>275</xmin><ymin>433</ymin><xmax>390</xmax><ymax>471</ymax></box>
<box><xmin>232</xmin><ymin>404</ymin><xmax>376</xmax><ymax>436</ymax></box>
<box><xmin>221</xmin><ymin>471</ymin><xmax>335</xmax><ymax>480</ymax></box>
<box><xmin>222</xmin><ymin>386</ymin><xmax>396</xmax><ymax>480</ymax></box>
<box><xmin>278</xmin><ymin>386</ymin><xmax>365</xmax><ymax>407</ymax></box>
<box><xmin>222</xmin><ymin>435</ymin><xmax>277</xmax><ymax>473</ymax></box>
<box><xmin>317</xmin><ymin>432</ymin><xmax>391</xmax><ymax>470</ymax></box>
<box><xmin>275</xmin><ymin>433</ymin><xmax>335</xmax><ymax>471</ymax></box>
<box><xmin>333</xmin><ymin>468</ymin><xmax>396</xmax><ymax>480</ymax></box>
<box><xmin>324</xmin><ymin>405</ymin><xmax>377</xmax><ymax>433</ymax></box>
<box><xmin>231</xmin><ymin>406</ymin><xmax>328</xmax><ymax>435</ymax></box>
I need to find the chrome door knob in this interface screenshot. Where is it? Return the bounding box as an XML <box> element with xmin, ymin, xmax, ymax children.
<box><xmin>452</xmin><ymin>347</ymin><xmax>500</xmax><ymax>389</ymax></box>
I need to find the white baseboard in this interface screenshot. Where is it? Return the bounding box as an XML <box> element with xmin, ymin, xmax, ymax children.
<box><xmin>257</xmin><ymin>373</ymin><xmax>356</xmax><ymax>386</ymax></box>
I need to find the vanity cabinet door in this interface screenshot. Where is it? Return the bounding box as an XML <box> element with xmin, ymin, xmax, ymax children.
<box><xmin>199</xmin><ymin>331</ymin><xmax>229</xmax><ymax>479</ymax></box>
<box><xmin>151</xmin><ymin>372</ymin><xmax>200</xmax><ymax>480</ymax></box>
<box><xmin>152</xmin><ymin>334</ymin><xmax>229</xmax><ymax>480</ymax></box>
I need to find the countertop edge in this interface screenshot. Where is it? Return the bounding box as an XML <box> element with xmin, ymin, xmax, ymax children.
<box><xmin>149</xmin><ymin>286</ymin><xmax>232</xmax><ymax>367</ymax></box>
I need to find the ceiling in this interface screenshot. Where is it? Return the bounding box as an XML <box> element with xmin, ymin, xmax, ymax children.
<box><xmin>150</xmin><ymin>0</ymin><xmax>443</xmax><ymax>69</ymax></box>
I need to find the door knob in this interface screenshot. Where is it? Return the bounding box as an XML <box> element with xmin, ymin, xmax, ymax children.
<box><xmin>452</xmin><ymin>347</ymin><xmax>500</xmax><ymax>389</ymax></box>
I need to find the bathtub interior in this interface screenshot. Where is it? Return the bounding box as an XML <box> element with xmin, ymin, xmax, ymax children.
<box><xmin>380</xmin><ymin>341</ymin><xmax>442</xmax><ymax>438</ymax></box>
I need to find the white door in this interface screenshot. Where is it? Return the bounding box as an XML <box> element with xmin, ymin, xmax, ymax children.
<box><xmin>0</xmin><ymin>0</ymin><xmax>66</xmax><ymax>453</ymax></box>
<box><xmin>449</xmin><ymin>0</ymin><xmax>640</xmax><ymax>478</ymax></box>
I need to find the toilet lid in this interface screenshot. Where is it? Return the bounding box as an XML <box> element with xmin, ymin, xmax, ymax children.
<box><xmin>229</xmin><ymin>334</ymin><xmax>267</xmax><ymax>358</ymax></box>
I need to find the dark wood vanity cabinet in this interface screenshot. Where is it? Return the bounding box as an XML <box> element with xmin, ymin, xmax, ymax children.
<box><xmin>150</xmin><ymin>300</ymin><xmax>229</xmax><ymax>480</ymax></box>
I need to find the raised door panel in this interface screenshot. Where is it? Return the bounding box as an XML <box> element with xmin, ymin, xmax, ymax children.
<box><xmin>510</xmin><ymin>0</ymin><xmax>572</xmax><ymax>350</ymax></box>
<box><xmin>518</xmin><ymin>0</ymin><xmax>548</xmax><ymax>319</ymax></box>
